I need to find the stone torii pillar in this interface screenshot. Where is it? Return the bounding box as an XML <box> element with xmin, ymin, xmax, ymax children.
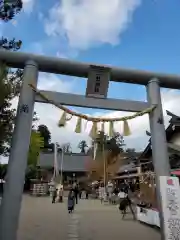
<box><xmin>147</xmin><ymin>79</ymin><xmax>170</xmax><ymax>240</ymax></box>
<box><xmin>0</xmin><ymin>61</ymin><xmax>38</xmax><ymax>240</ymax></box>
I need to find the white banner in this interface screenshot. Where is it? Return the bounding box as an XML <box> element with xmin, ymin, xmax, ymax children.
<box><xmin>159</xmin><ymin>176</ymin><xmax>180</xmax><ymax>240</ymax></box>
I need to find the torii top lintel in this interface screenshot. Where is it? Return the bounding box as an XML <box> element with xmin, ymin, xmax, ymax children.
<box><xmin>0</xmin><ymin>49</ymin><xmax>180</xmax><ymax>89</ymax></box>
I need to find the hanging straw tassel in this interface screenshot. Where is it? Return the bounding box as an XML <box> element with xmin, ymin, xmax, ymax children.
<box><xmin>109</xmin><ymin>121</ymin><xmax>114</xmax><ymax>138</ymax></box>
<box><xmin>75</xmin><ymin>117</ymin><xmax>82</xmax><ymax>133</ymax></box>
<box><xmin>101</xmin><ymin>122</ymin><xmax>105</xmax><ymax>132</ymax></box>
<box><xmin>123</xmin><ymin>120</ymin><xmax>131</xmax><ymax>136</ymax></box>
<box><xmin>58</xmin><ymin>111</ymin><xmax>67</xmax><ymax>127</ymax></box>
<box><xmin>93</xmin><ymin>142</ymin><xmax>98</xmax><ymax>160</ymax></box>
<box><xmin>89</xmin><ymin>122</ymin><xmax>98</xmax><ymax>139</ymax></box>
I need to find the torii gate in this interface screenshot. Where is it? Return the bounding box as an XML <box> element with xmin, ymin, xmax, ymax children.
<box><xmin>0</xmin><ymin>49</ymin><xmax>179</xmax><ymax>240</ymax></box>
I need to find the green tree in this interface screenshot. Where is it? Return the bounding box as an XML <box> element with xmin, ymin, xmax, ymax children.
<box><xmin>107</xmin><ymin>132</ymin><xmax>125</xmax><ymax>156</ymax></box>
<box><xmin>78</xmin><ymin>140</ymin><xmax>88</xmax><ymax>153</ymax></box>
<box><xmin>0</xmin><ymin>163</ymin><xmax>7</xmax><ymax>180</ymax></box>
<box><xmin>28</xmin><ymin>131</ymin><xmax>44</xmax><ymax>167</ymax></box>
<box><xmin>92</xmin><ymin>131</ymin><xmax>125</xmax><ymax>160</ymax></box>
<box><xmin>0</xmin><ymin>2</ymin><xmax>23</xmax><ymax>156</ymax></box>
<box><xmin>0</xmin><ymin>54</ymin><xmax>23</xmax><ymax>155</ymax></box>
<box><xmin>37</xmin><ymin>124</ymin><xmax>51</xmax><ymax>148</ymax></box>
<box><xmin>0</xmin><ymin>39</ymin><xmax>38</xmax><ymax>155</ymax></box>
<box><xmin>24</xmin><ymin>130</ymin><xmax>43</xmax><ymax>190</ymax></box>
<box><xmin>62</xmin><ymin>142</ymin><xmax>71</xmax><ymax>153</ymax></box>
<box><xmin>0</xmin><ymin>0</ymin><xmax>23</xmax><ymax>21</ymax></box>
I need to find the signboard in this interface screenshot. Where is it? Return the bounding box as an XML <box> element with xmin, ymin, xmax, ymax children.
<box><xmin>86</xmin><ymin>65</ymin><xmax>110</xmax><ymax>98</ymax></box>
<box><xmin>159</xmin><ymin>176</ymin><xmax>180</xmax><ymax>240</ymax></box>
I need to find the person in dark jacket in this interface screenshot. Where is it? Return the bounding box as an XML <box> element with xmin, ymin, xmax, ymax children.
<box><xmin>73</xmin><ymin>184</ymin><xmax>79</xmax><ymax>204</ymax></box>
<box><xmin>119</xmin><ymin>188</ymin><xmax>136</xmax><ymax>220</ymax></box>
<box><xmin>85</xmin><ymin>187</ymin><xmax>89</xmax><ymax>199</ymax></box>
<box><xmin>79</xmin><ymin>189</ymin><xmax>82</xmax><ymax>199</ymax></box>
<box><xmin>68</xmin><ymin>189</ymin><xmax>75</xmax><ymax>213</ymax></box>
<box><xmin>52</xmin><ymin>188</ymin><xmax>57</xmax><ymax>204</ymax></box>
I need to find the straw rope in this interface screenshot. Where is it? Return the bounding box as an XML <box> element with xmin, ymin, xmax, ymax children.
<box><xmin>29</xmin><ymin>84</ymin><xmax>156</xmax><ymax>123</ymax></box>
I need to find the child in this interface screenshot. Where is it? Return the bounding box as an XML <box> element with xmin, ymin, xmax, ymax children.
<box><xmin>68</xmin><ymin>189</ymin><xmax>75</xmax><ymax>213</ymax></box>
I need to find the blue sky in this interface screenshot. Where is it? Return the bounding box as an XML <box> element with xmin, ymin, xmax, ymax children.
<box><xmin>2</xmin><ymin>0</ymin><xmax>180</xmax><ymax>104</ymax></box>
<box><xmin>1</xmin><ymin>0</ymin><xmax>180</xmax><ymax>157</ymax></box>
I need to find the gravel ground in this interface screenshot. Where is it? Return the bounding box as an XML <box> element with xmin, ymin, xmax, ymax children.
<box><xmin>17</xmin><ymin>195</ymin><xmax>160</xmax><ymax>240</ymax></box>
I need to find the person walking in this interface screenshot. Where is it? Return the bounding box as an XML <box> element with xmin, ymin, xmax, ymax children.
<box><xmin>67</xmin><ymin>188</ymin><xmax>75</xmax><ymax>213</ymax></box>
<box><xmin>85</xmin><ymin>190</ymin><xmax>88</xmax><ymax>199</ymax></box>
<box><xmin>52</xmin><ymin>188</ymin><xmax>57</xmax><ymax>204</ymax></box>
<box><xmin>73</xmin><ymin>183</ymin><xmax>79</xmax><ymax>204</ymax></box>
<box><xmin>119</xmin><ymin>187</ymin><xmax>136</xmax><ymax>220</ymax></box>
<box><xmin>58</xmin><ymin>187</ymin><xmax>63</xmax><ymax>202</ymax></box>
<box><xmin>79</xmin><ymin>189</ymin><xmax>82</xmax><ymax>199</ymax></box>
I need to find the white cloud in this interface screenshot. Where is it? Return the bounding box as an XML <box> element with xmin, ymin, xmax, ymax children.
<box><xmin>22</xmin><ymin>0</ymin><xmax>34</xmax><ymax>13</ymax></box>
<box><xmin>44</xmin><ymin>0</ymin><xmax>141</xmax><ymax>50</ymax></box>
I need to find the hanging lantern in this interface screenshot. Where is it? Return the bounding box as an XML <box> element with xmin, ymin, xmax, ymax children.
<box><xmin>0</xmin><ymin>0</ymin><xmax>23</xmax><ymax>22</ymax></box>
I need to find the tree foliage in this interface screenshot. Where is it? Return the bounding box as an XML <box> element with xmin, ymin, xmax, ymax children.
<box><xmin>28</xmin><ymin>131</ymin><xmax>44</xmax><ymax>167</ymax></box>
<box><xmin>0</xmin><ymin>163</ymin><xmax>7</xmax><ymax>179</ymax></box>
<box><xmin>0</xmin><ymin>37</ymin><xmax>22</xmax><ymax>51</ymax></box>
<box><xmin>62</xmin><ymin>142</ymin><xmax>72</xmax><ymax>153</ymax></box>
<box><xmin>87</xmin><ymin>131</ymin><xmax>126</xmax><ymax>180</ymax></box>
<box><xmin>0</xmin><ymin>4</ymin><xmax>23</xmax><ymax>155</ymax></box>
<box><xmin>78</xmin><ymin>140</ymin><xmax>88</xmax><ymax>153</ymax></box>
<box><xmin>0</xmin><ymin>0</ymin><xmax>23</xmax><ymax>21</ymax></box>
<box><xmin>37</xmin><ymin>124</ymin><xmax>51</xmax><ymax>148</ymax></box>
<box><xmin>0</xmin><ymin>51</ymin><xmax>23</xmax><ymax>155</ymax></box>
<box><xmin>106</xmin><ymin>132</ymin><xmax>125</xmax><ymax>158</ymax></box>
<box><xmin>0</xmin><ymin>0</ymin><xmax>23</xmax><ymax>156</ymax></box>
<box><xmin>92</xmin><ymin>131</ymin><xmax>125</xmax><ymax>159</ymax></box>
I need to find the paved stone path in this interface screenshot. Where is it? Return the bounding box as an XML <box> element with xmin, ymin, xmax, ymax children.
<box><xmin>17</xmin><ymin>195</ymin><xmax>160</xmax><ymax>240</ymax></box>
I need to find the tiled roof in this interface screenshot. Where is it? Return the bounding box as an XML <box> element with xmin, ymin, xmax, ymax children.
<box><xmin>37</xmin><ymin>152</ymin><xmax>90</xmax><ymax>172</ymax></box>
<box><xmin>139</xmin><ymin>123</ymin><xmax>180</xmax><ymax>161</ymax></box>
<box><xmin>117</xmin><ymin>162</ymin><xmax>137</xmax><ymax>174</ymax></box>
